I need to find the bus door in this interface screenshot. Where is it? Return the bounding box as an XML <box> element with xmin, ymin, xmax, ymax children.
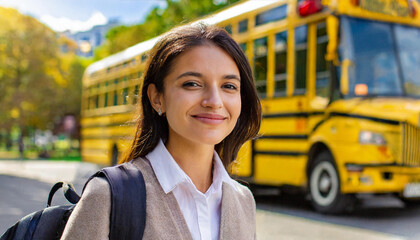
<box><xmin>248</xmin><ymin>24</ymin><xmax>312</xmax><ymax>187</ymax></box>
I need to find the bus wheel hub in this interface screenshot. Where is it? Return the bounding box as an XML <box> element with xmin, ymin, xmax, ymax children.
<box><xmin>319</xmin><ymin>172</ymin><xmax>332</xmax><ymax>194</ymax></box>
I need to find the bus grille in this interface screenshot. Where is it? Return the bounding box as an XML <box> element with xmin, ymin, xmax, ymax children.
<box><xmin>402</xmin><ymin>123</ymin><xmax>420</xmax><ymax>167</ymax></box>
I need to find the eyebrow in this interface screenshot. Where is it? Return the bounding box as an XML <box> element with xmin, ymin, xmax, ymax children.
<box><xmin>176</xmin><ymin>71</ymin><xmax>202</xmax><ymax>79</ymax></box>
<box><xmin>224</xmin><ymin>74</ymin><xmax>240</xmax><ymax>82</ymax></box>
<box><xmin>176</xmin><ymin>71</ymin><xmax>240</xmax><ymax>81</ymax></box>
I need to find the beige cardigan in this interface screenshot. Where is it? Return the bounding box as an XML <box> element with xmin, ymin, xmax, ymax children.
<box><xmin>61</xmin><ymin>158</ymin><xmax>257</xmax><ymax>240</ymax></box>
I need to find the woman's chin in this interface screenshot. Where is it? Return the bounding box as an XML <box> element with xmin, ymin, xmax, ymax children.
<box><xmin>190</xmin><ymin>134</ymin><xmax>227</xmax><ymax>146</ymax></box>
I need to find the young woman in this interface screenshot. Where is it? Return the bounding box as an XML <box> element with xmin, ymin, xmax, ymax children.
<box><xmin>61</xmin><ymin>23</ymin><xmax>261</xmax><ymax>240</ymax></box>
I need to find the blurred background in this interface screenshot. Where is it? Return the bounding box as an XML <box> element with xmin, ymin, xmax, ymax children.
<box><xmin>0</xmin><ymin>0</ymin><xmax>238</xmax><ymax>161</ymax></box>
<box><xmin>1</xmin><ymin>0</ymin><xmax>420</xmax><ymax>239</ymax></box>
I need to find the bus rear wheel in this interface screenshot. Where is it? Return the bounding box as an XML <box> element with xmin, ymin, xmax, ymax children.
<box><xmin>309</xmin><ymin>152</ymin><xmax>354</xmax><ymax>214</ymax></box>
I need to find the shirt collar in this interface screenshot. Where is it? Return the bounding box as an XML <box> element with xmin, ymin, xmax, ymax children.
<box><xmin>212</xmin><ymin>149</ymin><xmax>237</xmax><ymax>192</ymax></box>
<box><xmin>147</xmin><ymin>139</ymin><xmax>188</xmax><ymax>194</ymax></box>
<box><xmin>147</xmin><ymin>139</ymin><xmax>237</xmax><ymax>194</ymax></box>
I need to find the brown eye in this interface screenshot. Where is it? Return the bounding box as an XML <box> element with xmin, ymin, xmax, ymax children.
<box><xmin>182</xmin><ymin>81</ymin><xmax>200</xmax><ymax>87</ymax></box>
<box><xmin>223</xmin><ymin>83</ymin><xmax>238</xmax><ymax>90</ymax></box>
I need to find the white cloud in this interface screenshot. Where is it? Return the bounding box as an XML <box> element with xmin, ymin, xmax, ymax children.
<box><xmin>40</xmin><ymin>11</ymin><xmax>107</xmax><ymax>33</ymax></box>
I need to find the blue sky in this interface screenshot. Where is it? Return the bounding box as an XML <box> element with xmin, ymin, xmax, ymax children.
<box><xmin>0</xmin><ymin>0</ymin><xmax>166</xmax><ymax>32</ymax></box>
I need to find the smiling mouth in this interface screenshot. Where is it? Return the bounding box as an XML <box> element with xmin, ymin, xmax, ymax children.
<box><xmin>192</xmin><ymin>113</ymin><xmax>227</xmax><ymax>125</ymax></box>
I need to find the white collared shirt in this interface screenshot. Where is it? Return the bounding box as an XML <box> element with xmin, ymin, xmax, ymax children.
<box><xmin>147</xmin><ymin>140</ymin><xmax>237</xmax><ymax>240</ymax></box>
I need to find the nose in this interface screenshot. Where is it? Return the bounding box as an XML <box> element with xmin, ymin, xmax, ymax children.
<box><xmin>201</xmin><ymin>85</ymin><xmax>223</xmax><ymax>109</ymax></box>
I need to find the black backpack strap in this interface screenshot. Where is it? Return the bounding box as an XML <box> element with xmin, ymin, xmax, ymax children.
<box><xmin>84</xmin><ymin>162</ymin><xmax>146</xmax><ymax>240</ymax></box>
<box><xmin>47</xmin><ymin>182</ymin><xmax>80</xmax><ymax>207</ymax></box>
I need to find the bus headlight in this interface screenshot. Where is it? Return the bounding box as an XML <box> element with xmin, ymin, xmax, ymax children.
<box><xmin>359</xmin><ymin>131</ymin><xmax>386</xmax><ymax>145</ymax></box>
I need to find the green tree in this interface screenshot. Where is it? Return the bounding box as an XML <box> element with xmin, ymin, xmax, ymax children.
<box><xmin>0</xmin><ymin>7</ymin><xmax>89</xmax><ymax>151</ymax></box>
<box><xmin>0</xmin><ymin>8</ymin><xmax>59</xmax><ymax>129</ymax></box>
<box><xmin>95</xmin><ymin>0</ymin><xmax>239</xmax><ymax>59</ymax></box>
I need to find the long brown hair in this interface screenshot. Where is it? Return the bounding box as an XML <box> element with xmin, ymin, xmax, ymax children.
<box><xmin>121</xmin><ymin>23</ymin><xmax>261</xmax><ymax>169</ymax></box>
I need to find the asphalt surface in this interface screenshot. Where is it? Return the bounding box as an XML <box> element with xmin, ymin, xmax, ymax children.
<box><xmin>255</xmin><ymin>191</ymin><xmax>420</xmax><ymax>239</ymax></box>
<box><xmin>0</xmin><ymin>160</ymin><xmax>415</xmax><ymax>239</ymax></box>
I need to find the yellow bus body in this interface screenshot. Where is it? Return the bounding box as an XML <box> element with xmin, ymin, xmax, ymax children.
<box><xmin>81</xmin><ymin>0</ymin><xmax>420</xmax><ymax>212</ymax></box>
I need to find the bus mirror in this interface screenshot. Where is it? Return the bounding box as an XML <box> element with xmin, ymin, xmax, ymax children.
<box><xmin>340</xmin><ymin>59</ymin><xmax>353</xmax><ymax>95</ymax></box>
<box><xmin>326</xmin><ymin>16</ymin><xmax>339</xmax><ymax>65</ymax></box>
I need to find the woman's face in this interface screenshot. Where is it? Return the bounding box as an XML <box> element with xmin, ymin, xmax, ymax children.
<box><xmin>153</xmin><ymin>44</ymin><xmax>241</xmax><ymax>146</ymax></box>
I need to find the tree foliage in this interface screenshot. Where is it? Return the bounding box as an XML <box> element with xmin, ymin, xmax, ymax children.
<box><xmin>0</xmin><ymin>7</ymin><xmax>90</xmax><ymax>136</ymax></box>
<box><xmin>95</xmin><ymin>0</ymin><xmax>239</xmax><ymax>59</ymax></box>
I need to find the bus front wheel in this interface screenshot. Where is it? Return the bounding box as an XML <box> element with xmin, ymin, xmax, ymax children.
<box><xmin>309</xmin><ymin>152</ymin><xmax>354</xmax><ymax>214</ymax></box>
<box><xmin>399</xmin><ymin>197</ymin><xmax>420</xmax><ymax>208</ymax></box>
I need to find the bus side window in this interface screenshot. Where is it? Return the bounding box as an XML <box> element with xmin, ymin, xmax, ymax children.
<box><xmin>239</xmin><ymin>42</ymin><xmax>247</xmax><ymax>53</ymax></box>
<box><xmin>123</xmin><ymin>88</ymin><xmax>129</xmax><ymax>105</ymax></box>
<box><xmin>254</xmin><ymin>37</ymin><xmax>268</xmax><ymax>98</ymax></box>
<box><xmin>315</xmin><ymin>22</ymin><xmax>330</xmax><ymax>101</ymax></box>
<box><xmin>275</xmin><ymin>31</ymin><xmax>287</xmax><ymax>97</ymax></box>
<box><xmin>104</xmin><ymin>92</ymin><xmax>108</xmax><ymax>107</ymax></box>
<box><xmin>114</xmin><ymin>79</ymin><xmax>119</xmax><ymax>106</ymax></box>
<box><xmin>141</xmin><ymin>54</ymin><xmax>147</xmax><ymax>62</ymax></box>
<box><xmin>224</xmin><ymin>24</ymin><xmax>233</xmax><ymax>35</ymax></box>
<box><xmin>88</xmin><ymin>96</ymin><xmax>92</xmax><ymax>110</ymax></box>
<box><xmin>104</xmin><ymin>81</ymin><xmax>109</xmax><ymax>108</ymax></box>
<box><xmin>238</xmin><ymin>19</ymin><xmax>248</xmax><ymax>33</ymax></box>
<box><xmin>295</xmin><ymin>25</ymin><xmax>308</xmax><ymax>95</ymax></box>
<box><xmin>133</xmin><ymin>85</ymin><xmax>140</xmax><ymax>105</ymax></box>
<box><xmin>255</xmin><ymin>5</ymin><xmax>287</xmax><ymax>26</ymax></box>
<box><xmin>114</xmin><ymin>90</ymin><xmax>118</xmax><ymax>106</ymax></box>
<box><xmin>95</xmin><ymin>95</ymin><xmax>99</xmax><ymax>109</ymax></box>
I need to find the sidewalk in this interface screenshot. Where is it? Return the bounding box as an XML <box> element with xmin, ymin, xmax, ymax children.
<box><xmin>256</xmin><ymin>210</ymin><xmax>405</xmax><ymax>240</ymax></box>
<box><xmin>0</xmin><ymin>160</ymin><xmax>101</xmax><ymax>184</ymax></box>
<box><xmin>0</xmin><ymin>160</ymin><xmax>406</xmax><ymax>240</ymax></box>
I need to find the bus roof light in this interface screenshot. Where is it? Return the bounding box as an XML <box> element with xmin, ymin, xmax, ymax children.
<box><xmin>350</xmin><ymin>0</ymin><xmax>360</xmax><ymax>6</ymax></box>
<box><xmin>410</xmin><ymin>5</ymin><xmax>417</xmax><ymax>18</ymax></box>
<box><xmin>407</xmin><ymin>0</ymin><xmax>417</xmax><ymax>18</ymax></box>
<box><xmin>298</xmin><ymin>0</ymin><xmax>323</xmax><ymax>17</ymax></box>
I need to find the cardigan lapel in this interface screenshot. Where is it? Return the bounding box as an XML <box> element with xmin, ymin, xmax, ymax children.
<box><xmin>163</xmin><ymin>191</ymin><xmax>194</xmax><ymax>240</ymax></box>
<box><xmin>219</xmin><ymin>182</ymin><xmax>255</xmax><ymax>240</ymax></box>
<box><xmin>134</xmin><ymin>157</ymin><xmax>256</xmax><ymax>240</ymax></box>
<box><xmin>133</xmin><ymin>158</ymin><xmax>193</xmax><ymax>240</ymax></box>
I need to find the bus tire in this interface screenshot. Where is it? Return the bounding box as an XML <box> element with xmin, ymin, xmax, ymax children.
<box><xmin>309</xmin><ymin>151</ymin><xmax>353</xmax><ymax>214</ymax></box>
<box><xmin>399</xmin><ymin>197</ymin><xmax>420</xmax><ymax>208</ymax></box>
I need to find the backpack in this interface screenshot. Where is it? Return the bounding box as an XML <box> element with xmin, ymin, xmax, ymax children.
<box><xmin>0</xmin><ymin>161</ymin><xmax>146</xmax><ymax>240</ymax></box>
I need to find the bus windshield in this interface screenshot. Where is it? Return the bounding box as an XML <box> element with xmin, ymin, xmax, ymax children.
<box><xmin>340</xmin><ymin>17</ymin><xmax>420</xmax><ymax>98</ymax></box>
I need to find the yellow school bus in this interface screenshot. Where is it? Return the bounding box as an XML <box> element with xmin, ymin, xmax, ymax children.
<box><xmin>81</xmin><ymin>0</ymin><xmax>420</xmax><ymax>213</ymax></box>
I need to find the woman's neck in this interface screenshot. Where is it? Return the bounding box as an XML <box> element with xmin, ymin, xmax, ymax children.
<box><xmin>165</xmin><ymin>135</ymin><xmax>214</xmax><ymax>193</ymax></box>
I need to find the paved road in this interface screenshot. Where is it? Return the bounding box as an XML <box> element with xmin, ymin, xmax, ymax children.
<box><xmin>0</xmin><ymin>174</ymin><xmax>412</xmax><ymax>239</ymax></box>
<box><xmin>0</xmin><ymin>160</ymin><xmax>416</xmax><ymax>239</ymax></box>
<box><xmin>0</xmin><ymin>174</ymin><xmax>87</xmax><ymax>233</ymax></box>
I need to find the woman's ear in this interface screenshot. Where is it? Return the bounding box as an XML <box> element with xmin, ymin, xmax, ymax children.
<box><xmin>147</xmin><ymin>84</ymin><xmax>165</xmax><ymax>114</ymax></box>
